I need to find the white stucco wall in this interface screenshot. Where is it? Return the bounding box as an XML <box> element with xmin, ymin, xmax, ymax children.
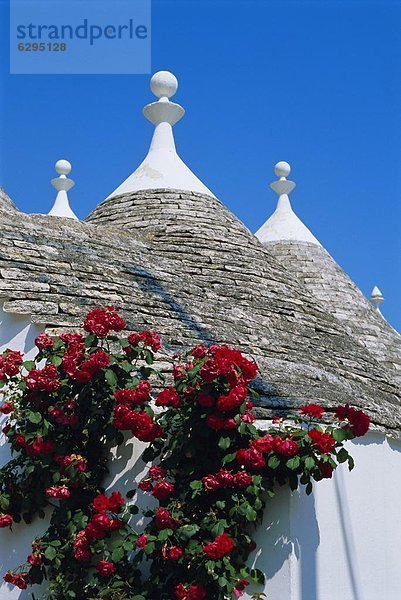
<box><xmin>0</xmin><ymin>311</ymin><xmax>399</xmax><ymax>599</ymax></box>
<box><xmin>249</xmin><ymin>431</ymin><xmax>401</xmax><ymax>600</ymax></box>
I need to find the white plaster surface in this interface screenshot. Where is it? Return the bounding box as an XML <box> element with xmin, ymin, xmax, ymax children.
<box><xmin>107</xmin><ymin>121</ymin><xmax>215</xmax><ymax>199</ymax></box>
<box><xmin>255</xmin><ymin>194</ymin><xmax>321</xmax><ymax>245</ymax></box>
<box><xmin>247</xmin><ymin>431</ymin><xmax>401</xmax><ymax>600</ymax></box>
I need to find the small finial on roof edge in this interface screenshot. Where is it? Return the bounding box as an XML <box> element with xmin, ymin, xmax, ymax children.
<box><xmin>270</xmin><ymin>161</ymin><xmax>296</xmax><ymax>196</ymax></box>
<box><xmin>371</xmin><ymin>285</ymin><xmax>384</xmax><ymax>313</ymax></box>
<box><xmin>143</xmin><ymin>70</ymin><xmax>184</xmax><ymax>126</ymax></box>
<box><xmin>48</xmin><ymin>159</ymin><xmax>78</xmax><ymax>220</ymax></box>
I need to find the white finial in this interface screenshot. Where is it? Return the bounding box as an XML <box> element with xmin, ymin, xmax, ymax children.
<box><xmin>55</xmin><ymin>159</ymin><xmax>72</xmax><ymax>176</ymax></box>
<box><xmin>48</xmin><ymin>159</ymin><xmax>78</xmax><ymax>220</ymax></box>
<box><xmin>270</xmin><ymin>161</ymin><xmax>296</xmax><ymax>196</ymax></box>
<box><xmin>104</xmin><ymin>71</ymin><xmax>214</xmax><ymax>200</ymax></box>
<box><xmin>150</xmin><ymin>71</ymin><xmax>178</xmax><ymax>99</ymax></box>
<box><xmin>143</xmin><ymin>70</ymin><xmax>184</xmax><ymax>126</ymax></box>
<box><xmin>274</xmin><ymin>161</ymin><xmax>291</xmax><ymax>179</ymax></box>
<box><xmin>371</xmin><ymin>286</ymin><xmax>384</xmax><ymax>312</ymax></box>
<box><xmin>255</xmin><ymin>161</ymin><xmax>321</xmax><ymax>246</ymax></box>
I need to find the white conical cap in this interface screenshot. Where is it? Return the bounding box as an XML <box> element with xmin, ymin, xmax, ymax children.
<box><xmin>48</xmin><ymin>160</ymin><xmax>78</xmax><ymax>220</ymax></box>
<box><xmin>255</xmin><ymin>162</ymin><xmax>321</xmax><ymax>246</ymax></box>
<box><xmin>106</xmin><ymin>71</ymin><xmax>215</xmax><ymax>199</ymax></box>
<box><xmin>371</xmin><ymin>285</ymin><xmax>384</xmax><ymax>311</ymax></box>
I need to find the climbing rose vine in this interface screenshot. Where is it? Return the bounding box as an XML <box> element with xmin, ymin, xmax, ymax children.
<box><xmin>0</xmin><ymin>307</ymin><xmax>370</xmax><ymax>599</ymax></box>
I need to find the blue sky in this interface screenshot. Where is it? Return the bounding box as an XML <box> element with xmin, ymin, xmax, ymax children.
<box><xmin>0</xmin><ymin>0</ymin><xmax>400</xmax><ymax>330</ymax></box>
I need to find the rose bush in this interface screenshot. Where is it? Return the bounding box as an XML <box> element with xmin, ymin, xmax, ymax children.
<box><xmin>0</xmin><ymin>308</ymin><xmax>370</xmax><ymax>599</ymax></box>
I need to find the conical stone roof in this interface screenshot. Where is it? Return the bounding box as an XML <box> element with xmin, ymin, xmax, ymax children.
<box><xmin>0</xmin><ymin>187</ymin><xmax>18</xmax><ymax>212</ymax></box>
<box><xmin>255</xmin><ymin>162</ymin><xmax>401</xmax><ymax>385</ymax></box>
<box><xmin>1</xmin><ymin>186</ymin><xmax>398</xmax><ymax>431</ymax></box>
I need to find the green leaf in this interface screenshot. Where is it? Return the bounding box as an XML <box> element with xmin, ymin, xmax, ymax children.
<box><xmin>337</xmin><ymin>448</ymin><xmax>348</xmax><ymax>463</ymax></box>
<box><xmin>177</xmin><ymin>524</ymin><xmax>200</xmax><ymax>540</ymax></box>
<box><xmin>304</xmin><ymin>456</ymin><xmax>316</xmax><ymax>470</ymax></box>
<box><xmin>286</xmin><ymin>456</ymin><xmax>301</xmax><ymax>470</ymax></box>
<box><xmin>158</xmin><ymin>529</ymin><xmax>171</xmax><ymax>541</ymax></box>
<box><xmin>218</xmin><ymin>436</ymin><xmax>231</xmax><ymax>450</ymax></box>
<box><xmin>348</xmin><ymin>456</ymin><xmax>355</xmax><ymax>471</ymax></box>
<box><xmin>333</xmin><ymin>428</ymin><xmax>347</xmax><ymax>442</ymax></box>
<box><xmin>268</xmin><ymin>455</ymin><xmax>280</xmax><ymax>469</ymax></box>
<box><xmin>245</xmin><ymin>505</ymin><xmax>257</xmax><ymax>521</ymax></box>
<box><xmin>28</xmin><ymin>412</ymin><xmax>42</xmax><ymax>424</ymax></box>
<box><xmin>111</xmin><ymin>547</ymin><xmax>124</xmax><ymax>562</ymax></box>
<box><xmin>44</xmin><ymin>546</ymin><xmax>57</xmax><ymax>560</ymax></box>
<box><xmin>126</xmin><ymin>489</ymin><xmax>136</xmax><ymax>499</ymax></box>
<box><xmin>105</xmin><ymin>369</ymin><xmax>118</xmax><ymax>388</ymax></box>
<box><xmin>23</xmin><ymin>360</ymin><xmax>36</xmax><ymax>371</ymax></box>
<box><xmin>144</xmin><ymin>542</ymin><xmax>155</xmax><ymax>555</ymax></box>
<box><xmin>222</xmin><ymin>452</ymin><xmax>236</xmax><ymax>465</ymax></box>
<box><xmin>189</xmin><ymin>480</ymin><xmax>202</xmax><ymax>490</ymax></box>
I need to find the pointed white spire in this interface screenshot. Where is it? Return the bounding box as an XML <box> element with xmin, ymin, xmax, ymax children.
<box><xmin>106</xmin><ymin>70</ymin><xmax>215</xmax><ymax>199</ymax></box>
<box><xmin>48</xmin><ymin>160</ymin><xmax>78</xmax><ymax>220</ymax></box>
<box><xmin>255</xmin><ymin>161</ymin><xmax>321</xmax><ymax>246</ymax></box>
<box><xmin>371</xmin><ymin>285</ymin><xmax>384</xmax><ymax>314</ymax></box>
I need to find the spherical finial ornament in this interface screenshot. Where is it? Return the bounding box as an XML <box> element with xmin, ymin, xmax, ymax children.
<box><xmin>150</xmin><ymin>71</ymin><xmax>178</xmax><ymax>99</ymax></box>
<box><xmin>55</xmin><ymin>159</ymin><xmax>72</xmax><ymax>176</ymax></box>
<box><xmin>274</xmin><ymin>161</ymin><xmax>291</xmax><ymax>178</ymax></box>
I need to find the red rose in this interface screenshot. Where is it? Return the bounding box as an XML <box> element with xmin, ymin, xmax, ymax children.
<box><xmin>15</xmin><ymin>434</ymin><xmax>26</xmax><ymax>447</ymax></box>
<box><xmin>206</xmin><ymin>414</ymin><xmax>225</xmax><ymax>430</ymax></box>
<box><xmin>174</xmin><ymin>583</ymin><xmax>207</xmax><ymax>600</ymax></box>
<box><xmin>165</xmin><ymin>546</ymin><xmax>183</xmax><ymax>560</ymax></box>
<box><xmin>203</xmin><ymin>532</ymin><xmax>235</xmax><ymax>559</ymax></box>
<box><xmin>334</xmin><ymin>404</ymin><xmax>350</xmax><ymax>421</ymax></box>
<box><xmin>222</xmin><ymin>417</ymin><xmax>238</xmax><ymax>430</ymax></box>
<box><xmin>149</xmin><ymin>465</ymin><xmax>166</xmax><ymax>480</ymax></box>
<box><xmin>201</xmin><ymin>475</ymin><xmax>220</xmax><ymax>491</ymax></box>
<box><xmin>96</xmin><ymin>560</ymin><xmax>117</xmax><ymax>576</ymax></box>
<box><xmin>74</xmin><ymin>546</ymin><xmax>92</xmax><ymax>562</ymax></box>
<box><xmin>35</xmin><ymin>333</ymin><xmax>54</xmax><ymax>350</ymax></box>
<box><xmin>136</xmin><ymin>534</ymin><xmax>148</xmax><ymax>548</ymax></box>
<box><xmin>300</xmin><ymin>403</ymin><xmax>324</xmax><ymax>419</ymax></box>
<box><xmin>139</xmin><ymin>479</ymin><xmax>153</xmax><ymax>492</ymax></box>
<box><xmin>233</xmin><ymin>471</ymin><xmax>253</xmax><ymax>489</ymax></box>
<box><xmin>89</xmin><ymin>513</ymin><xmax>111</xmax><ymax>537</ymax></box>
<box><xmin>251</xmin><ymin>434</ymin><xmax>274</xmax><ymax>454</ymax></box>
<box><xmin>348</xmin><ymin>409</ymin><xmax>370</xmax><ymax>437</ymax></box>
<box><xmin>93</xmin><ymin>494</ymin><xmax>109</xmax><ymax>512</ymax></box>
<box><xmin>84</xmin><ymin>307</ymin><xmax>125</xmax><ymax>337</ymax></box>
<box><xmin>215</xmin><ymin>469</ymin><xmax>234</xmax><ymax>488</ymax></box>
<box><xmin>3</xmin><ymin>571</ymin><xmax>29</xmax><ymax>589</ymax></box>
<box><xmin>236</xmin><ymin>447</ymin><xmax>266</xmax><ymax>470</ymax></box>
<box><xmin>191</xmin><ymin>344</ymin><xmax>207</xmax><ymax>358</ymax></box>
<box><xmin>196</xmin><ymin>392</ymin><xmax>215</xmax><ymax>408</ymax></box>
<box><xmin>27</xmin><ymin>553</ymin><xmax>42</xmax><ymax>566</ymax></box>
<box><xmin>156</xmin><ymin>387</ymin><xmax>181</xmax><ymax>409</ymax></box>
<box><xmin>155</xmin><ymin>508</ymin><xmax>176</xmax><ymax>530</ymax></box>
<box><xmin>128</xmin><ymin>330</ymin><xmax>161</xmax><ymax>352</ymax></box>
<box><xmin>108</xmin><ymin>491</ymin><xmax>124</xmax><ymax>511</ymax></box>
<box><xmin>45</xmin><ymin>485</ymin><xmax>70</xmax><ymax>499</ymax></box>
<box><xmin>319</xmin><ymin>461</ymin><xmax>334</xmax><ymax>479</ymax></box>
<box><xmin>273</xmin><ymin>438</ymin><xmax>300</xmax><ymax>457</ymax></box>
<box><xmin>152</xmin><ymin>480</ymin><xmax>174</xmax><ymax>500</ymax></box>
<box><xmin>308</xmin><ymin>430</ymin><xmax>335</xmax><ymax>454</ymax></box>
<box><xmin>235</xmin><ymin>578</ymin><xmax>250</xmax><ymax>592</ymax></box>
<box><xmin>0</xmin><ymin>513</ymin><xmax>13</xmax><ymax>528</ymax></box>
<box><xmin>0</xmin><ymin>401</ymin><xmax>14</xmax><ymax>414</ymax></box>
